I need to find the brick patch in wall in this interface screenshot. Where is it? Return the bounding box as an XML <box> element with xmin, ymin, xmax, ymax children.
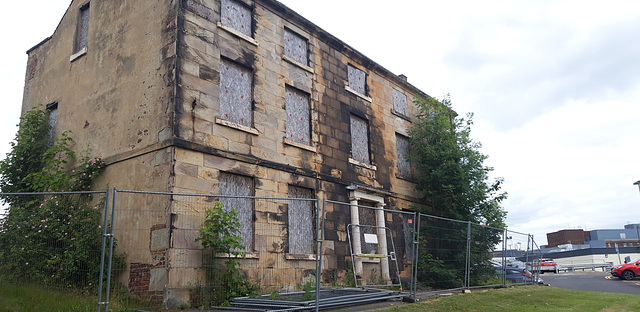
<box><xmin>129</xmin><ymin>262</ymin><xmax>164</xmax><ymax>305</ymax></box>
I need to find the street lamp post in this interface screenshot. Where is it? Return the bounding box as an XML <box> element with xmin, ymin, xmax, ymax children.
<box><xmin>635</xmin><ymin>181</ymin><xmax>640</xmax><ymax>245</ymax></box>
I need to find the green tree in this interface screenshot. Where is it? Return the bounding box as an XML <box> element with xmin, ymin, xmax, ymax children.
<box><xmin>0</xmin><ymin>107</ymin><xmax>109</xmax><ymax>288</ymax></box>
<box><xmin>408</xmin><ymin>94</ymin><xmax>507</xmax><ymax>287</ymax></box>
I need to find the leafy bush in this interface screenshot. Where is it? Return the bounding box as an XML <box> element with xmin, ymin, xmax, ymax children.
<box><xmin>194</xmin><ymin>202</ymin><xmax>259</xmax><ymax>306</ymax></box>
<box><xmin>0</xmin><ymin>107</ymin><xmax>112</xmax><ymax>289</ymax></box>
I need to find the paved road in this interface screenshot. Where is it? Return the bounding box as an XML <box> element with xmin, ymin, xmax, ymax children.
<box><xmin>542</xmin><ymin>271</ymin><xmax>640</xmax><ymax>295</ymax></box>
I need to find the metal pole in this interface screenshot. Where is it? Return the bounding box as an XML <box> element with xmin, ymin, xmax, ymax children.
<box><xmin>409</xmin><ymin>212</ymin><xmax>418</xmax><ymax>299</ymax></box>
<box><xmin>103</xmin><ymin>188</ymin><xmax>118</xmax><ymax>312</ymax></box>
<box><xmin>314</xmin><ymin>198</ymin><xmax>326</xmax><ymax>312</ymax></box>
<box><xmin>526</xmin><ymin>234</ymin><xmax>531</xmax><ymax>281</ymax></box>
<box><xmin>465</xmin><ymin>222</ymin><xmax>471</xmax><ymax>289</ymax></box>
<box><xmin>502</xmin><ymin>229</ymin><xmax>507</xmax><ymax>287</ymax></box>
<box><xmin>412</xmin><ymin>213</ymin><xmax>421</xmax><ymax>298</ymax></box>
<box><xmin>96</xmin><ymin>189</ymin><xmax>110</xmax><ymax>312</ymax></box>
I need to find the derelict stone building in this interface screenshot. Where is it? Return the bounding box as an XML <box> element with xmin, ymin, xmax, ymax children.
<box><xmin>22</xmin><ymin>0</ymin><xmax>431</xmax><ymax>305</ymax></box>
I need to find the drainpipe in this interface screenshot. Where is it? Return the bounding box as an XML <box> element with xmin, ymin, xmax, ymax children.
<box><xmin>376</xmin><ymin>202</ymin><xmax>391</xmax><ymax>284</ymax></box>
<box><xmin>350</xmin><ymin>195</ymin><xmax>363</xmax><ymax>278</ymax></box>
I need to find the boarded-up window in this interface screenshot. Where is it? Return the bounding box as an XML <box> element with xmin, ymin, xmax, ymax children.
<box><xmin>358</xmin><ymin>201</ymin><xmax>378</xmax><ymax>255</ymax></box>
<box><xmin>220</xmin><ymin>58</ymin><xmax>252</xmax><ymax>127</ymax></box>
<box><xmin>396</xmin><ymin>134</ymin><xmax>411</xmax><ymax>178</ymax></box>
<box><xmin>393</xmin><ymin>89</ymin><xmax>408</xmax><ymax>116</ymax></box>
<box><xmin>219</xmin><ymin>173</ymin><xmax>253</xmax><ymax>250</ymax></box>
<box><xmin>46</xmin><ymin>102</ymin><xmax>58</xmax><ymax>146</ymax></box>
<box><xmin>285</xmin><ymin>86</ymin><xmax>311</xmax><ymax>145</ymax></box>
<box><xmin>74</xmin><ymin>3</ymin><xmax>90</xmax><ymax>53</ymax></box>
<box><xmin>221</xmin><ymin>0</ymin><xmax>252</xmax><ymax>37</ymax></box>
<box><xmin>288</xmin><ymin>186</ymin><xmax>314</xmax><ymax>254</ymax></box>
<box><xmin>284</xmin><ymin>29</ymin><xmax>308</xmax><ymax>65</ymax></box>
<box><xmin>350</xmin><ymin>114</ymin><xmax>370</xmax><ymax>165</ymax></box>
<box><xmin>348</xmin><ymin>65</ymin><xmax>366</xmax><ymax>95</ymax></box>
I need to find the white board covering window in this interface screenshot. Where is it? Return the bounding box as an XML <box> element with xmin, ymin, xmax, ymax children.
<box><xmin>350</xmin><ymin>114</ymin><xmax>370</xmax><ymax>165</ymax></box>
<box><xmin>285</xmin><ymin>86</ymin><xmax>311</xmax><ymax>145</ymax></box>
<box><xmin>221</xmin><ymin>0</ymin><xmax>252</xmax><ymax>37</ymax></box>
<box><xmin>393</xmin><ymin>89</ymin><xmax>408</xmax><ymax>117</ymax></box>
<box><xmin>74</xmin><ymin>3</ymin><xmax>90</xmax><ymax>53</ymax></box>
<box><xmin>219</xmin><ymin>172</ymin><xmax>254</xmax><ymax>250</ymax></box>
<box><xmin>284</xmin><ymin>29</ymin><xmax>308</xmax><ymax>66</ymax></box>
<box><xmin>288</xmin><ymin>186</ymin><xmax>314</xmax><ymax>254</ymax></box>
<box><xmin>396</xmin><ymin>134</ymin><xmax>411</xmax><ymax>178</ymax></box>
<box><xmin>347</xmin><ymin>65</ymin><xmax>366</xmax><ymax>95</ymax></box>
<box><xmin>220</xmin><ymin>58</ymin><xmax>253</xmax><ymax>127</ymax></box>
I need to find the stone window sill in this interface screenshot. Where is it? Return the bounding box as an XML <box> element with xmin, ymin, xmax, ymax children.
<box><xmin>217</xmin><ymin>22</ymin><xmax>259</xmax><ymax>46</ymax></box>
<box><xmin>215</xmin><ymin>118</ymin><xmax>259</xmax><ymax>135</ymax></box>
<box><xmin>349</xmin><ymin>158</ymin><xmax>377</xmax><ymax>171</ymax></box>
<box><xmin>215</xmin><ymin>252</ymin><xmax>258</xmax><ymax>259</ymax></box>
<box><xmin>391</xmin><ymin>109</ymin><xmax>412</xmax><ymax>122</ymax></box>
<box><xmin>70</xmin><ymin>47</ymin><xmax>87</xmax><ymax>62</ymax></box>
<box><xmin>396</xmin><ymin>173</ymin><xmax>415</xmax><ymax>182</ymax></box>
<box><xmin>345</xmin><ymin>86</ymin><xmax>372</xmax><ymax>103</ymax></box>
<box><xmin>285</xmin><ymin>253</ymin><xmax>316</xmax><ymax>261</ymax></box>
<box><xmin>283</xmin><ymin>138</ymin><xmax>316</xmax><ymax>152</ymax></box>
<box><xmin>282</xmin><ymin>55</ymin><xmax>314</xmax><ymax>73</ymax></box>
<box><xmin>356</xmin><ymin>255</ymin><xmax>382</xmax><ymax>263</ymax></box>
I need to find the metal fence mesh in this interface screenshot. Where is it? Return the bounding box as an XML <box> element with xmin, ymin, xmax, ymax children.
<box><xmin>0</xmin><ymin>191</ymin><xmax>107</xmax><ymax>304</ymax></box>
<box><xmin>0</xmin><ymin>190</ymin><xmax>544</xmax><ymax>311</ymax></box>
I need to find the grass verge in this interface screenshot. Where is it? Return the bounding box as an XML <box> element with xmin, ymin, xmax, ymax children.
<box><xmin>384</xmin><ymin>286</ymin><xmax>640</xmax><ymax>312</ymax></box>
<box><xmin>3</xmin><ymin>283</ymin><xmax>640</xmax><ymax>311</ymax></box>
<box><xmin>0</xmin><ymin>279</ymin><xmax>172</xmax><ymax>312</ymax></box>
<box><xmin>0</xmin><ymin>281</ymin><xmax>96</xmax><ymax>312</ymax></box>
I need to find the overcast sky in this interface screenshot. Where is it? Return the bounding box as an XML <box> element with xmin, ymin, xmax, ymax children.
<box><xmin>2</xmin><ymin>0</ymin><xmax>640</xmax><ymax>246</ymax></box>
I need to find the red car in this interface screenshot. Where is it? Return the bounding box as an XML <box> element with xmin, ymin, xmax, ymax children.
<box><xmin>611</xmin><ymin>258</ymin><xmax>640</xmax><ymax>280</ymax></box>
<box><xmin>529</xmin><ymin>258</ymin><xmax>557</xmax><ymax>274</ymax></box>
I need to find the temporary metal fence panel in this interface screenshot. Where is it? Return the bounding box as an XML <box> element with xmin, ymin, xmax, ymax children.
<box><xmin>98</xmin><ymin>189</ymin><xmax>323</xmax><ymax>311</ymax></box>
<box><xmin>324</xmin><ymin>200</ymin><xmax>413</xmax><ymax>293</ymax></box>
<box><xmin>412</xmin><ymin>214</ymin><xmax>543</xmax><ymax>294</ymax></box>
<box><xmin>0</xmin><ymin>191</ymin><xmax>108</xmax><ymax>307</ymax></box>
<box><xmin>0</xmin><ymin>188</ymin><xmax>546</xmax><ymax>311</ymax></box>
<box><xmin>466</xmin><ymin>223</ymin><xmax>506</xmax><ymax>288</ymax></box>
<box><xmin>414</xmin><ymin>213</ymin><xmax>469</xmax><ymax>291</ymax></box>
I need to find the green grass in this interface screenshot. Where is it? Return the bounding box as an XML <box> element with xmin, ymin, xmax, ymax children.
<box><xmin>0</xmin><ymin>280</ymin><xmax>173</xmax><ymax>312</ymax></box>
<box><xmin>0</xmin><ymin>282</ymin><xmax>97</xmax><ymax>312</ymax></box>
<box><xmin>4</xmin><ymin>283</ymin><xmax>640</xmax><ymax>312</ymax></box>
<box><xmin>384</xmin><ymin>286</ymin><xmax>640</xmax><ymax>312</ymax></box>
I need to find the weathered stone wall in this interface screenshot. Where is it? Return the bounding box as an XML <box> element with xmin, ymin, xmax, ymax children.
<box><xmin>23</xmin><ymin>0</ymin><xmax>178</xmax><ymax>161</ymax></box>
<box><xmin>23</xmin><ymin>0</ymin><xmax>430</xmax><ymax>306</ymax></box>
<box><xmin>173</xmin><ymin>0</ymin><xmax>427</xmax><ymax>296</ymax></box>
<box><xmin>22</xmin><ymin>0</ymin><xmax>179</xmax><ymax>304</ymax></box>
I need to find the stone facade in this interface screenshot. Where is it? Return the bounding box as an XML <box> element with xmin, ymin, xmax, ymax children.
<box><xmin>23</xmin><ymin>0</ymin><xmax>431</xmax><ymax>306</ymax></box>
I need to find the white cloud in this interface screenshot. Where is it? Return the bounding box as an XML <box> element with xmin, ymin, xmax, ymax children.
<box><xmin>2</xmin><ymin>0</ymin><xmax>640</xmax><ymax>245</ymax></box>
<box><xmin>276</xmin><ymin>0</ymin><xmax>640</xmax><ymax>245</ymax></box>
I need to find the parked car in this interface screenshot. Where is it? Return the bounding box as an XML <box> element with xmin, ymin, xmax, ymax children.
<box><xmin>611</xmin><ymin>258</ymin><xmax>640</xmax><ymax>280</ymax></box>
<box><xmin>506</xmin><ymin>259</ymin><xmax>526</xmax><ymax>268</ymax></box>
<box><xmin>502</xmin><ymin>267</ymin><xmax>544</xmax><ymax>284</ymax></box>
<box><xmin>528</xmin><ymin>258</ymin><xmax>557</xmax><ymax>274</ymax></box>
